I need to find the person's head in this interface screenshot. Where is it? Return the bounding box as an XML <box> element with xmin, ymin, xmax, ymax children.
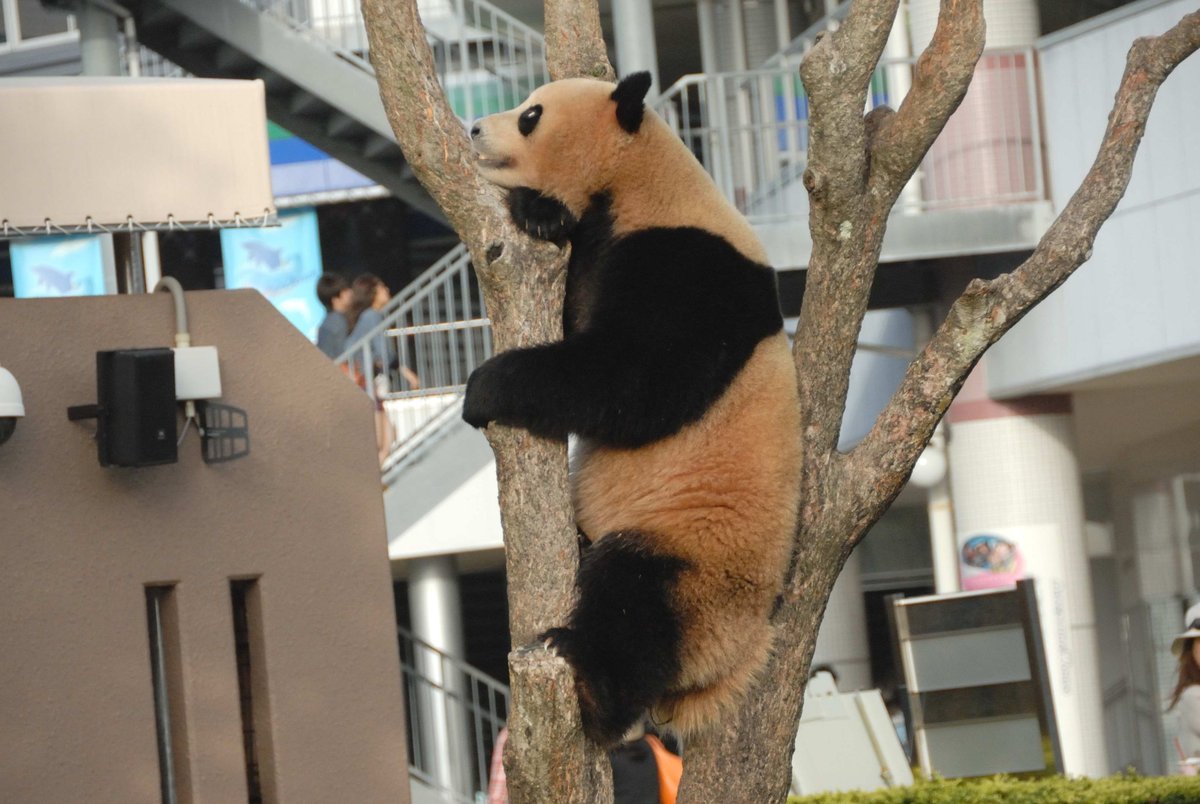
<box><xmin>350</xmin><ymin>274</ymin><xmax>387</xmax><ymax>310</ymax></box>
<box><xmin>346</xmin><ymin>274</ymin><xmax>387</xmax><ymax>331</ymax></box>
<box><xmin>316</xmin><ymin>273</ymin><xmax>351</xmax><ymax>313</ymax></box>
<box><xmin>1169</xmin><ymin>604</ymin><xmax>1200</xmax><ymax>709</ymax></box>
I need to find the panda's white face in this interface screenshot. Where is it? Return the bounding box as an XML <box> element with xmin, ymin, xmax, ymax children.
<box><xmin>469</xmin><ymin>78</ymin><xmax>633</xmax><ymax>213</ymax></box>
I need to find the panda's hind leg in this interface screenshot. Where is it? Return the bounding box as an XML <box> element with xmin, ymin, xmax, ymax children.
<box><xmin>540</xmin><ymin>531</ymin><xmax>687</xmax><ymax>748</ymax></box>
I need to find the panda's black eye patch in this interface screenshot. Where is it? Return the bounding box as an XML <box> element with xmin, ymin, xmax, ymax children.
<box><xmin>518</xmin><ymin>105</ymin><xmax>543</xmax><ymax>137</ymax></box>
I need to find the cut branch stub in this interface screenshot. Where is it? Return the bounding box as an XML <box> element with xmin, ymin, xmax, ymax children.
<box><xmin>506</xmin><ymin>645</ymin><xmax>612</xmax><ymax>802</ymax></box>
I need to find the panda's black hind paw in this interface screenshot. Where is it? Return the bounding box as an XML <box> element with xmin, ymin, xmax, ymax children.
<box><xmin>508</xmin><ymin>188</ymin><xmax>577</xmax><ymax>244</ymax></box>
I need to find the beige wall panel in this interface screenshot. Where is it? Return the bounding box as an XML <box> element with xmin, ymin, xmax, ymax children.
<box><xmin>0</xmin><ymin>290</ymin><xmax>409</xmax><ymax>803</ymax></box>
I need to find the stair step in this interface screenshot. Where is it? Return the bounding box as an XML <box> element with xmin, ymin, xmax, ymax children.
<box><xmin>289</xmin><ymin>89</ymin><xmax>325</xmax><ymax>116</ymax></box>
<box><xmin>177</xmin><ymin>21</ymin><xmax>218</xmax><ymax>52</ymax></box>
<box><xmin>363</xmin><ymin>133</ymin><xmax>397</xmax><ymax>160</ymax></box>
<box><xmin>214</xmin><ymin>44</ymin><xmax>254</xmax><ymax>72</ymax></box>
<box><xmin>256</xmin><ymin>69</ymin><xmax>292</xmax><ymax>94</ymax></box>
<box><xmin>327</xmin><ymin>112</ymin><xmax>362</xmax><ymax>139</ymax></box>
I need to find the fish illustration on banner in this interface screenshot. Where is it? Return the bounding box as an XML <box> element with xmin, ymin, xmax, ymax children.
<box><xmin>220</xmin><ymin>208</ymin><xmax>325</xmax><ymax>341</ymax></box>
<box><xmin>11</xmin><ymin>234</ymin><xmax>113</xmax><ymax>298</ymax></box>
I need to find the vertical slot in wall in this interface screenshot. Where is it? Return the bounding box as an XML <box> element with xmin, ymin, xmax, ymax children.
<box><xmin>145</xmin><ymin>585</ymin><xmax>191</xmax><ymax>804</ymax></box>
<box><xmin>230</xmin><ymin>578</ymin><xmax>275</xmax><ymax>803</ymax></box>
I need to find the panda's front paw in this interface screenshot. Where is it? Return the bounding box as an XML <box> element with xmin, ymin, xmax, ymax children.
<box><xmin>462</xmin><ymin>361</ymin><xmax>500</xmax><ymax>429</ymax></box>
<box><xmin>508</xmin><ymin>188</ymin><xmax>577</xmax><ymax>244</ymax></box>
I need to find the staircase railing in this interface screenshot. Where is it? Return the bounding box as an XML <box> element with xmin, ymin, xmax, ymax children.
<box><xmin>654</xmin><ymin>47</ymin><xmax>1045</xmax><ymax>222</ymax></box>
<box><xmin>240</xmin><ymin>0</ymin><xmax>548</xmax><ymax>119</ymax></box>
<box><xmin>399</xmin><ymin>626</ymin><xmax>509</xmax><ymax>804</ymax></box>
<box><xmin>335</xmin><ymin>244</ymin><xmax>493</xmax><ymax>477</ymax></box>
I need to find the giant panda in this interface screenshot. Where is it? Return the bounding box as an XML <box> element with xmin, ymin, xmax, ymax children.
<box><xmin>464</xmin><ymin>72</ymin><xmax>803</xmax><ymax>747</ymax></box>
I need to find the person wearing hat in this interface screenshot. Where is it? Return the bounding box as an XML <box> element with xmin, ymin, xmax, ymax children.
<box><xmin>1168</xmin><ymin>602</ymin><xmax>1200</xmax><ymax>769</ymax></box>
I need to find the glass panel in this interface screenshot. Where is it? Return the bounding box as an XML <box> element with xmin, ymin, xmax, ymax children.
<box><xmin>923</xmin><ymin>716</ymin><xmax>1046</xmax><ymax>777</ymax></box>
<box><xmin>906</xmin><ymin>626</ymin><xmax>1031</xmax><ymax>692</ymax></box>
<box><xmin>16</xmin><ymin>0</ymin><xmax>68</xmax><ymax>39</ymax></box>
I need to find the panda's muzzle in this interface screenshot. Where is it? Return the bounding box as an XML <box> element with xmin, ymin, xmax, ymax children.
<box><xmin>470</xmin><ymin>130</ymin><xmax>512</xmax><ymax>170</ymax></box>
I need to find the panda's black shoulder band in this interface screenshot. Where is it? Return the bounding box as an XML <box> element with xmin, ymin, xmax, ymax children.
<box><xmin>507</xmin><ymin>187</ymin><xmax>578</xmax><ymax>244</ymax></box>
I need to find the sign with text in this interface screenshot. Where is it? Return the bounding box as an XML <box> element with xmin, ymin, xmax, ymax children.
<box><xmin>891</xmin><ymin>581</ymin><xmax>1062</xmax><ymax>780</ymax></box>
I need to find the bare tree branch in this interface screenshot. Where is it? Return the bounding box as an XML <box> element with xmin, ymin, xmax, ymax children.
<box><xmin>870</xmin><ymin>0</ymin><xmax>985</xmax><ymax>207</ymax></box>
<box><xmin>791</xmin><ymin>0</ymin><xmax>905</xmax><ymax>465</ymax></box>
<box><xmin>361</xmin><ymin>0</ymin><xmax>499</xmax><ymax>240</ymax></box>
<box><xmin>544</xmin><ymin>0</ymin><xmax>615</xmax><ymax>81</ymax></box>
<box><xmin>846</xmin><ymin>9</ymin><xmax>1200</xmax><ymax>538</ymax></box>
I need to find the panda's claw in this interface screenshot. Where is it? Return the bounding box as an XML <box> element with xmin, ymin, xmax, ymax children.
<box><xmin>539</xmin><ymin>626</ymin><xmax>576</xmax><ymax>660</ymax></box>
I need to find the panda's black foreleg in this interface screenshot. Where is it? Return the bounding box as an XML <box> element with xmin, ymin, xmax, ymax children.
<box><xmin>507</xmin><ymin>187</ymin><xmax>577</xmax><ymax>245</ymax></box>
<box><xmin>461</xmin><ymin>332</ymin><xmax>696</xmax><ymax>447</ymax></box>
<box><xmin>540</xmin><ymin>531</ymin><xmax>687</xmax><ymax>748</ymax></box>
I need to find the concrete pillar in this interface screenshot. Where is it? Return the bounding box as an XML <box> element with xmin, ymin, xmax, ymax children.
<box><xmin>612</xmin><ymin>0</ymin><xmax>660</xmax><ymax>93</ymax></box>
<box><xmin>76</xmin><ymin>0</ymin><xmax>122</xmax><ymax>77</ymax></box>
<box><xmin>407</xmin><ymin>555</ymin><xmax>471</xmax><ymax>796</ymax></box>
<box><xmin>696</xmin><ymin>0</ymin><xmax>719</xmax><ymax>74</ymax></box>
<box><xmin>946</xmin><ymin>361</ymin><xmax>1106</xmax><ymax>776</ymax></box>
<box><xmin>772</xmin><ymin>0</ymin><xmax>791</xmax><ymax>52</ymax></box>
<box><xmin>727</xmin><ymin>0</ymin><xmax>749</xmax><ymax>72</ymax></box>
<box><xmin>409</xmin><ymin>555</ymin><xmax>466</xmax><ymax>657</ymax></box>
<box><xmin>812</xmin><ymin>550</ymin><xmax>872</xmax><ymax>691</ymax></box>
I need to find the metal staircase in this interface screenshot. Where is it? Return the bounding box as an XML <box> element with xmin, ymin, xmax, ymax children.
<box><xmin>335</xmin><ymin>243</ymin><xmax>493</xmax><ymax>481</ymax></box>
<box><xmin>124</xmin><ymin>0</ymin><xmax>548</xmax><ymax>222</ymax></box>
<box><xmin>399</xmin><ymin>626</ymin><xmax>509</xmax><ymax>804</ymax></box>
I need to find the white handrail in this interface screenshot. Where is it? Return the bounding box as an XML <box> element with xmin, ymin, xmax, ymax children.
<box><xmin>654</xmin><ymin>47</ymin><xmax>1047</xmax><ymax>221</ymax></box>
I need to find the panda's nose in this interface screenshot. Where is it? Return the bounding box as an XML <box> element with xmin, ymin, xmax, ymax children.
<box><xmin>470</xmin><ymin>123</ymin><xmax>482</xmax><ymax>139</ymax></box>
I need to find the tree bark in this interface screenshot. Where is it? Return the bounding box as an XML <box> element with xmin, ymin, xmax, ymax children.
<box><xmin>361</xmin><ymin>0</ymin><xmax>614</xmax><ymax>800</ymax></box>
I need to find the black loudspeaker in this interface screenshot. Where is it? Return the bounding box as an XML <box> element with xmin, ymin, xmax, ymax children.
<box><xmin>68</xmin><ymin>348</ymin><xmax>178</xmax><ymax>467</ymax></box>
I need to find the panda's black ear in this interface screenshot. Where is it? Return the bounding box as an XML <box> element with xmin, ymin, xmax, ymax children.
<box><xmin>611</xmin><ymin>72</ymin><xmax>653</xmax><ymax>134</ymax></box>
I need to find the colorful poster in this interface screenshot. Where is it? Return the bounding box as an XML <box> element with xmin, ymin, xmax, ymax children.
<box><xmin>11</xmin><ymin>234</ymin><xmax>114</xmax><ymax>298</ymax></box>
<box><xmin>220</xmin><ymin>208</ymin><xmax>324</xmax><ymax>341</ymax></box>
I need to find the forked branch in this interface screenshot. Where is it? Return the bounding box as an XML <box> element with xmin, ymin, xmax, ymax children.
<box><xmin>544</xmin><ymin>0</ymin><xmax>614</xmax><ymax>81</ymax></box>
<box><xmin>870</xmin><ymin>0</ymin><xmax>985</xmax><ymax>206</ymax></box>
<box><xmin>846</xmin><ymin>9</ymin><xmax>1200</xmax><ymax>537</ymax></box>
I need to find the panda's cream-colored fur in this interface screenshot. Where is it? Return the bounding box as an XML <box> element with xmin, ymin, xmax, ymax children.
<box><xmin>472</xmin><ymin>76</ymin><xmax>802</xmax><ymax>740</ymax></box>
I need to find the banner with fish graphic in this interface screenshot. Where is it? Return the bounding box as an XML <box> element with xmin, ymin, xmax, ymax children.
<box><xmin>220</xmin><ymin>208</ymin><xmax>324</xmax><ymax>341</ymax></box>
<box><xmin>11</xmin><ymin>234</ymin><xmax>115</xmax><ymax>298</ymax></box>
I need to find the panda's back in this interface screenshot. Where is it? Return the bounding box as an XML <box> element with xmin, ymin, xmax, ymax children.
<box><xmin>571</xmin><ymin>330</ymin><xmax>801</xmax><ymax>570</ymax></box>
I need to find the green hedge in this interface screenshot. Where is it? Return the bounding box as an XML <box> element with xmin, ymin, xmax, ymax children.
<box><xmin>789</xmin><ymin>773</ymin><xmax>1200</xmax><ymax>803</ymax></box>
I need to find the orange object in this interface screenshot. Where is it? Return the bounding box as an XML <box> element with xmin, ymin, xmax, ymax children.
<box><xmin>645</xmin><ymin>734</ymin><xmax>681</xmax><ymax>804</ymax></box>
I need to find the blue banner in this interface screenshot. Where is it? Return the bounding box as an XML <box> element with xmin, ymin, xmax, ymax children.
<box><xmin>11</xmin><ymin>234</ymin><xmax>111</xmax><ymax>298</ymax></box>
<box><xmin>220</xmin><ymin>208</ymin><xmax>325</xmax><ymax>341</ymax></box>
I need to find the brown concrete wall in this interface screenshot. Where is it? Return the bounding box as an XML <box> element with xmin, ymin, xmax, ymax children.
<box><xmin>0</xmin><ymin>291</ymin><xmax>410</xmax><ymax>803</ymax></box>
